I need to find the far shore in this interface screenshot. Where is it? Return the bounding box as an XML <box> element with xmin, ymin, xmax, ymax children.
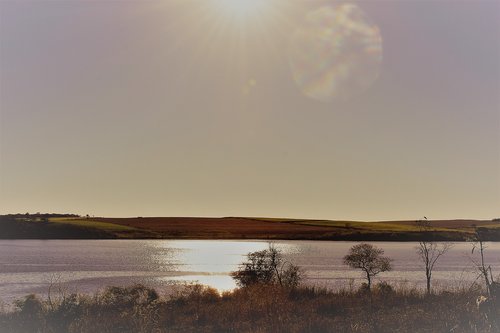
<box><xmin>1</xmin><ymin>214</ymin><xmax>499</xmax><ymax>241</ymax></box>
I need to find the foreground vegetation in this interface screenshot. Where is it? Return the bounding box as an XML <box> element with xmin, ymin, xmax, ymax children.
<box><xmin>2</xmin><ymin>214</ymin><xmax>500</xmax><ymax>241</ymax></box>
<box><xmin>1</xmin><ymin>283</ymin><xmax>499</xmax><ymax>333</ymax></box>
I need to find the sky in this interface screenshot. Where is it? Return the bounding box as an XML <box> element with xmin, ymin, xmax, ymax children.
<box><xmin>0</xmin><ymin>0</ymin><xmax>499</xmax><ymax>221</ymax></box>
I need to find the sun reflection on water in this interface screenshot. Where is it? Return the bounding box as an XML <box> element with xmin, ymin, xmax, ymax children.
<box><xmin>159</xmin><ymin>274</ymin><xmax>237</xmax><ymax>292</ymax></box>
<box><xmin>152</xmin><ymin>240</ymin><xmax>272</xmax><ymax>274</ymax></box>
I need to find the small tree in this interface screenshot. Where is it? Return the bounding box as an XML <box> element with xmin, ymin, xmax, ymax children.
<box><xmin>415</xmin><ymin>218</ymin><xmax>453</xmax><ymax>294</ymax></box>
<box><xmin>343</xmin><ymin>243</ymin><xmax>392</xmax><ymax>291</ymax></box>
<box><xmin>231</xmin><ymin>244</ymin><xmax>302</xmax><ymax>288</ymax></box>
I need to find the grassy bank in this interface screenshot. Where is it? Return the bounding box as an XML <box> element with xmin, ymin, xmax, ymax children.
<box><xmin>1</xmin><ymin>283</ymin><xmax>498</xmax><ymax>333</ymax></box>
<box><xmin>0</xmin><ymin>216</ymin><xmax>158</xmax><ymax>239</ymax></box>
<box><xmin>2</xmin><ymin>215</ymin><xmax>500</xmax><ymax>241</ymax></box>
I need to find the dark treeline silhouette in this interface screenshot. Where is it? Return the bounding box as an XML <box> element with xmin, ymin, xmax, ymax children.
<box><xmin>3</xmin><ymin>213</ymin><xmax>81</xmax><ymax>218</ymax></box>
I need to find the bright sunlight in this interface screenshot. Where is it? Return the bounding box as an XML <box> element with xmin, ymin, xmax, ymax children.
<box><xmin>211</xmin><ymin>0</ymin><xmax>271</xmax><ymax>19</ymax></box>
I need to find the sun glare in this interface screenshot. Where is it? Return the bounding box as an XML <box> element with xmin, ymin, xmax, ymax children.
<box><xmin>212</xmin><ymin>0</ymin><xmax>270</xmax><ymax>19</ymax></box>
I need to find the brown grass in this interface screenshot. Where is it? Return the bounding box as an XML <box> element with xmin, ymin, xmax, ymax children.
<box><xmin>93</xmin><ymin>217</ymin><xmax>336</xmax><ymax>239</ymax></box>
<box><xmin>90</xmin><ymin>217</ymin><xmax>497</xmax><ymax>241</ymax></box>
<box><xmin>1</xmin><ymin>283</ymin><xmax>498</xmax><ymax>333</ymax></box>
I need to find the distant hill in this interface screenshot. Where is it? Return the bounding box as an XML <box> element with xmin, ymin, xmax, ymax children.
<box><xmin>1</xmin><ymin>215</ymin><xmax>499</xmax><ymax>241</ymax></box>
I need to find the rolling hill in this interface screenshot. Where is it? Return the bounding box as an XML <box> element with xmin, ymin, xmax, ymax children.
<box><xmin>2</xmin><ymin>215</ymin><xmax>499</xmax><ymax>241</ymax></box>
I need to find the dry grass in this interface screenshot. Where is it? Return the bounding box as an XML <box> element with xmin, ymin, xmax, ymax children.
<box><xmin>1</xmin><ymin>283</ymin><xmax>498</xmax><ymax>333</ymax></box>
<box><xmin>87</xmin><ymin>217</ymin><xmax>492</xmax><ymax>240</ymax></box>
<box><xmin>49</xmin><ymin>218</ymin><xmax>136</xmax><ymax>232</ymax></box>
<box><xmin>92</xmin><ymin>217</ymin><xmax>339</xmax><ymax>239</ymax></box>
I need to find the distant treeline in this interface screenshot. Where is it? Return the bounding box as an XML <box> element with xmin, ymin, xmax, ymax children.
<box><xmin>1</xmin><ymin>213</ymin><xmax>81</xmax><ymax>218</ymax></box>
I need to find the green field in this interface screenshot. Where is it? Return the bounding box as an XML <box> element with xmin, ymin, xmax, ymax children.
<box><xmin>279</xmin><ymin>220</ymin><xmax>444</xmax><ymax>231</ymax></box>
<box><xmin>47</xmin><ymin>217</ymin><xmax>159</xmax><ymax>238</ymax></box>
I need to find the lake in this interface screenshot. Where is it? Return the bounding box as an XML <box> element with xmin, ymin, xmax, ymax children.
<box><xmin>1</xmin><ymin>240</ymin><xmax>499</xmax><ymax>304</ymax></box>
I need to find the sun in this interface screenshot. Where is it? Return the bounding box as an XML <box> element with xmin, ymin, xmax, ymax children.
<box><xmin>211</xmin><ymin>0</ymin><xmax>270</xmax><ymax>19</ymax></box>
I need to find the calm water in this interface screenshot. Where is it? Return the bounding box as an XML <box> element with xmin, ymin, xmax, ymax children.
<box><xmin>1</xmin><ymin>240</ymin><xmax>499</xmax><ymax>304</ymax></box>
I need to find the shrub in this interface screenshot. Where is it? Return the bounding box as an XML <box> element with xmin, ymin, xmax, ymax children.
<box><xmin>13</xmin><ymin>294</ymin><xmax>46</xmax><ymax>332</ymax></box>
<box><xmin>100</xmin><ymin>284</ymin><xmax>158</xmax><ymax>309</ymax></box>
<box><xmin>375</xmin><ymin>281</ymin><xmax>394</xmax><ymax>296</ymax></box>
<box><xmin>231</xmin><ymin>244</ymin><xmax>302</xmax><ymax>288</ymax></box>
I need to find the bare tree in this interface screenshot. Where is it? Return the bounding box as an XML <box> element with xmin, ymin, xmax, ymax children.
<box><xmin>415</xmin><ymin>218</ymin><xmax>453</xmax><ymax>294</ymax></box>
<box><xmin>343</xmin><ymin>243</ymin><xmax>392</xmax><ymax>291</ymax></box>
<box><xmin>470</xmin><ymin>228</ymin><xmax>497</xmax><ymax>297</ymax></box>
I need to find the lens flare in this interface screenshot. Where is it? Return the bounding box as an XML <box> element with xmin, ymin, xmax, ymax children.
<box><xmin>288</xmin><ymin>4</ymin><xmax>383</xmax><ymax>102</ymax></box>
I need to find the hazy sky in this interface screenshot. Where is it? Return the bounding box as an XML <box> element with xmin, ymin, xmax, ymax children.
<box><xmin>0</xmin><ymin>0</ymin><xmax>499</xmax><ymax>220</ymax></box>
